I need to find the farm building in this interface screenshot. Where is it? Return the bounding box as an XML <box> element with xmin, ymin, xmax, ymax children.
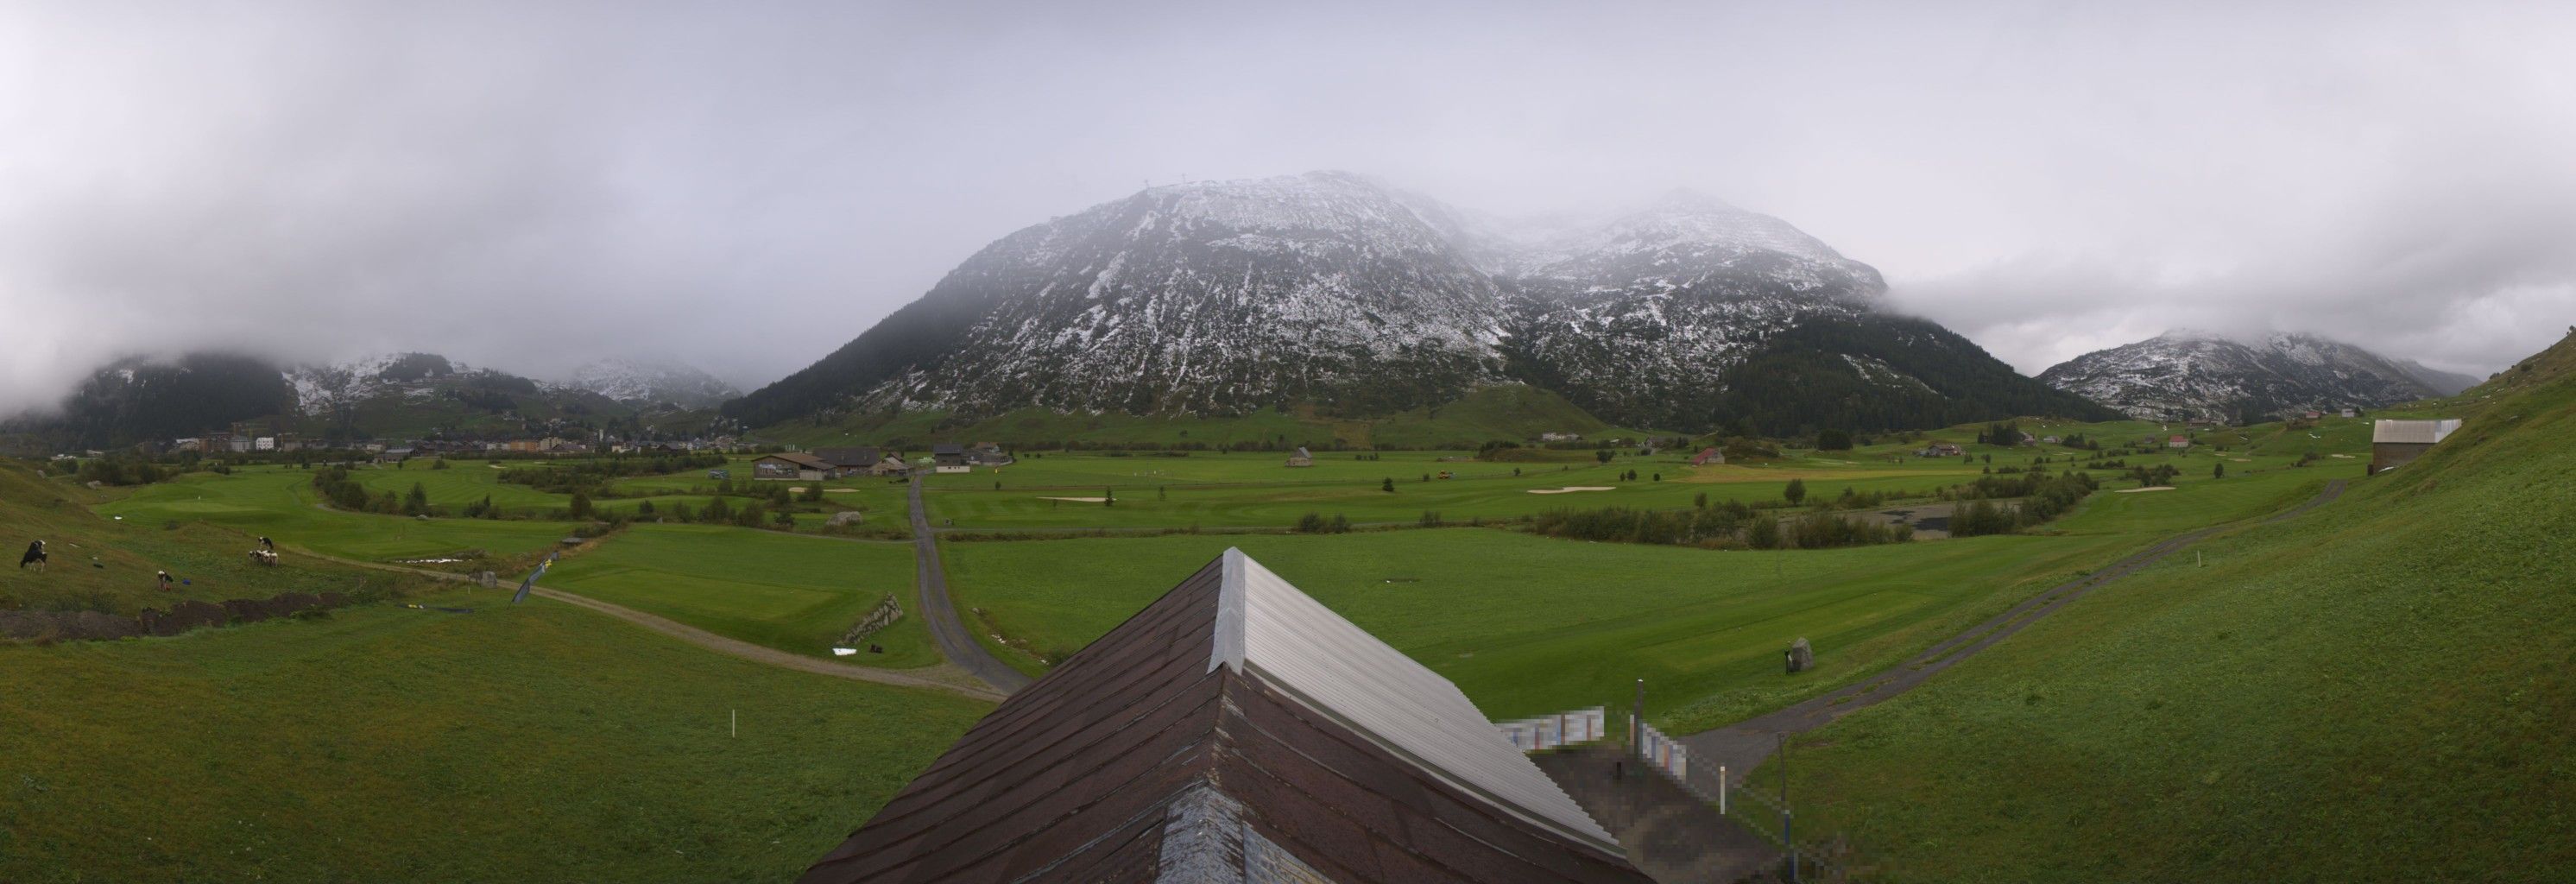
<box><xmin>754</xmin><ymin>451</ymin><xmax>834</xmax><ymax>481</ymax></box>
<box><xmin>1539</xmin><ymin>431</ymin><xmax>1584</xmax><ymax>443</ymax></box>
<box><xmin>2370</xmin><ymin>419</ymin><xmax>2462</xmax><ymax>475</ymax></box>
<box><xmin>931</xmin><ymin>443</ymin><xmax>970</xmax><ymax>474</ymax></box>
<box><xmin>967</xmin><ymin>442</ymin><xmax>1014</xmax><ymax>467</ymax></box>
<box><xmin>375</xmin><ymin>447</ymin><xmax>414</xmax><ymax>464</ymax></box>
<box><xmin>1690</xmin><ymin>446</ymin><xmax>1725</xmax><ymax>466</ymax></box>
<box><xmin>1285</xmin><ymin>445</ymin><xmax>1314</xmax><ymax>467</ymax></box>
<box><xmin>2168</xmin><ymin>435</ymin><xmax>2190</xmax><ymax>449</ymax></box>
<box><xmin>1915</xmin><ymin>442</ymin><xmax>1964</xmax><ymax>458</ymax></box>
<box><xmin>2340</xmin><ymin>407</ymin><xmax>2358</xmax><ymax>418</ymax></box>
<box><xmin>799</xmin><ymin>550</ymin><xmax>1650</xmax><ymax>884</ymax></box>
<box><xmin>812</xmin><ymin>446</ymin><xmax>883</xmax><ymax>473</ymax></box>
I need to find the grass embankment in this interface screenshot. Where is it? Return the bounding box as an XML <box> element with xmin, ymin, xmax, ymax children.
<box><xmin>940</xmin><ymin>467</ymin><xmax>2332</xmax><ymax>727</ymax></box>
<box><xmin>543</xmin><ymin>524</ymin><xmax>939</xmax><ymax>667</ymax></box>
<box><xmin>1766</xmin><ymin>338</ymin><xmax>2576</xmax><ymax>881</ymax></box>
<box><xmin>0</xmin><ymin>588</ymin><xmax>989</xmax><ymax>882</ymax></box>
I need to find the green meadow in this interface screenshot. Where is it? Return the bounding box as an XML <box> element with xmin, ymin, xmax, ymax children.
<box><xmin>96</xmin><ymin>467</ymin><xmax>582</xmax><ymax>566</ymax></box>
<box><xmin>544</xmin><ymin>524</ymin><xmax>939</xmax><ymax>667</ymax></box>
<box><xmin>1751</xmin><ymin>351</ymin><xmax>2576</xmax><ymax>881</ymax></box>
<box><xmin>0</xmin><ymin>588</ymin><xmax>988</xmax><ymax>883</ymax></box>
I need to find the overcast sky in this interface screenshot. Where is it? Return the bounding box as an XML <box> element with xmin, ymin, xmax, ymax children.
<box><xmin>5</xmin><ymin>1</ymin><xmax>2573</xmax><ymax>414</ymax></box>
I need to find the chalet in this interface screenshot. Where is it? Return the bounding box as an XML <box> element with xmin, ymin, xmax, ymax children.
<box><xmin>2041</xmin><ymin>435</ymin><xmax>2061</xmax><ymax>445</ymax></box>
<box><xmin>2302</xmin><ymin>410</ymin><xmax>2323</xmax><ymax>420</ymax></box>
<box><xmin>1538</xmin><ymin>432</ymin><xmax>1583</xmax><ymax>443</ymax></box>
<box><xmin>798</xmin><ymin>550</ymin><xmax>1651</xmax><ymax>884</ymax></box>
<box><xmin>2339</xmin><ymin>407</ymin><xmax>2358</xmax><ymax>418</ymax></box>
<box><xmin>813</xmin><ymin>446</ymin><xmax>882</xmax><ymax>472</ymax></box>
<box><xmin>931</xmin><ymin>443</ymin><xmax>970</xmax><ymax>474</ymax></box>
<box><xmin>2370</xmin><ymin>419</ymin><xmax>2461</xmax><ymax>475</ymax></box>
<box><xmin>2167</xmin><ymin>435</ymin><xmax>2190</xmax><ymax>449</ymax></box>
<box><xmin>1915</xmin><ymin>442</ymin><xmax>1965</xmax><ymax>458</ymax></box>
<box><xmin>754</xmin><ymin>451</ymin><xmax>834</xmax><ymax>482</ymax></box>
<box><xmin>1690</xmin><ymin>446</ymin><xmax>1725</xmax><ymax>466</ymax></box>
<box><xmin>1285</xmin><ymin>446</ymin><xmax>1314</xmax><ymax>468</ymax></box>
<box><xmin>376</xmin><ymin>447</ymin><xmax>414</xmax><ymax>464</ymax></box>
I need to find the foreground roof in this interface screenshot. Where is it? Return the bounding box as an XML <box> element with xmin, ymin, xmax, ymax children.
<box><xmin>2372</xmin><ymin>419</ymin><xmax>2462</xmax><ymax>445</ymax></box>
<box><xmin>801</xmin><ymin>549</ymin><xmax>1644</xmax><ymax>884</ymax></box>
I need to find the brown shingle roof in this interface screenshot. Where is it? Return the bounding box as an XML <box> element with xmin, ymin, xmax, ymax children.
<box><xmin>800</xmin><ymin>552</ymin><xmax>1648</xmax><ymax>884</ymax></box>
<box><xmin>764</xmin><ymin>451</ymin><xmax>832</xmax><ymax>470</ymax></box>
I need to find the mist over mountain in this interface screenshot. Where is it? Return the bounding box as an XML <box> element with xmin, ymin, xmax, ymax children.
<box><xmin>729</xmin><ymin>172</ymin><xmax>2112</xmax><ymax>433</ymax></box>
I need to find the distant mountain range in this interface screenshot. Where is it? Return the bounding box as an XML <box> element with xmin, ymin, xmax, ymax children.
<box><xmin>2038</xmin><ymin>331</ymin><xmax>2476</xmax><ymax>422</ymax></box>
<box><xmin>5</xmin><ymin>352</ymin><xmax>739</xmax><ymax>450</ymax></box>
<box><xmin>726</xmin><ymin>171</ymin><xmax>2114</xmax><ymax>434</ymax></box>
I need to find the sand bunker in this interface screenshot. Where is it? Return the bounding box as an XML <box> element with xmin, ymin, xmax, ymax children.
<box><xmin>1038</xmin><ymin>496</ymin><xmax>1113</xmax><ymax>502</ymax></box>
<box><xmin>786</xmin><ymin>487</ymin><xmax>862</xmax><ymax>493</ymax></box>
<box><xmin>1527</xmin><ymin>486</ymin><xmax>1616</xmax><ymax>495</ymax></box>
<box><xmin>2114</xmin><ymin>486</ymin><xmax>2177</xmax><ymax>493</ymax></box>
<box><xmin>2231</xmin><ymin>458</ymin><xmax>2252</xmax><ymax>462</ymax></box>
<box><xmin>2330</xmin><ymin>454</ymin><xmax>2356</xmax><ymax>459</ymax></box>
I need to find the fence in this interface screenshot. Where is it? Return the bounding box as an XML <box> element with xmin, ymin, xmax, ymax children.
<box><xmin>1494</xmin><ymin>707</ymin><xmax>1607</xmax><ymax>753</ymax></box>
<box><xmin>1631</xmin><ymin>717</ymin><xmax>1867</xmax><ymax>882</ymax></box>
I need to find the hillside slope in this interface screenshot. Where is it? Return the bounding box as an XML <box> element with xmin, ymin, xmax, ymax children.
<box><xmin>1780</xmin><ymin>331</ymin><xmax>2576</xmax><ymax>881</ymax></box>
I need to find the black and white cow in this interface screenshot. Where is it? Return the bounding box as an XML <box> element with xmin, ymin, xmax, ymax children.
<box><xmin>18</xmin><ymin>540</ymin><xmax>45</xmax><ymax>571</ymax></box>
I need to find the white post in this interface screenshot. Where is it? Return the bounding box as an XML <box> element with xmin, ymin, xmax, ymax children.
<box><xmin>731</xmin><ymin>709</ymin><xmax>737</xmax><ymax>738</ymax></box>
<box><xmin>1719</xmin><ymin>766</ymin><xmax>1727</xmax><ymax>813</ymax></box>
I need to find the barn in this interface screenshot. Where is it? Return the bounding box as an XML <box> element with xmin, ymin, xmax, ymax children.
<box><xmin>1690</xmin><ymin>446</ymin><xmax>1725</xmax><ymax>466</ymax></box>
<box><xmin>1285</xmin><ymin>445</ymin><xmax>1314</xmax><ymax>467</ymax></box>
<box><xmin>2370</xmin><ymin>419</ymin><xmax>2462</xmax><ymax>475</ymax></box>
<box><xmin>799</xmin><ymin>550</ymin><xmax>1651</xmax><ymax>884</ymax></box>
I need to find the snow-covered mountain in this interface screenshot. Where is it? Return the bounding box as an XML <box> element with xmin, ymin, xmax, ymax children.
<box><xmin>2038</xmin><ymin>331</ymin><xmax>2453</xmax><ymax>422</ymax></box>
<box><xmin>728</xmin><ymin>172</ymin><xmax>2110</xmax><ymax>433</ymax></box>
<box><xmin>558</xmin><ymin>358</ymin><xmax>740</xmax><ymax>409</ymax></box>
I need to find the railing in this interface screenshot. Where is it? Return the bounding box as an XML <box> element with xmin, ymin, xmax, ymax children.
<box><xmin>1494</xmin><ymin>707</ymin><xmax>1606</xmax><ymax>752</ymax></box>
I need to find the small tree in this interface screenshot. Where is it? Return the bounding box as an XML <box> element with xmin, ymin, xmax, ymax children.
<box><xmin>1381</xmin><ymin>477</ymin><xmax>1395</xmax><ymax>493</ymax></box>
<box><xmin>1594</xmin><ymin>449</ymin><xmax>1613</xmax><ymax>464</ymax></box>
<box><xmin>1103</xmin><ymin>486</ymin><xmax>1114</xmax><ymax>506</ymax></box>
<box><xmin>404</xmin><ymin>482</ymin><xmax>431</xmax><ymax>516</ymax></box>
<box><xmin>568</xmin><ymin>489</ymin><xmax>593</xmax><ymax>520</ymax></box>
<box><xmin>1746</xmin><ymin>515</ymin><xmax>1782</xmax><ymax>549</ymax></box>
<box><xmin>1816</xmin><ymin>428</ymin><xmax>1853</xmax><ymax>451</ymax></box>
<box><xmin>1784</xmin><ymin>478</ymin><xmax>1807</xmax><ymax>506</ymax></box>
<box><xmin>2213</xmin><ymin>463</ymin><xmax>2226</xmax><ymax>480</ymax></box>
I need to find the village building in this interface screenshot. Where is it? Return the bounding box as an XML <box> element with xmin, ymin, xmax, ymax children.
<box><xmin>2168</xmin><ymin>435</ymin><xmax>2190</xmax><ymax>449</ymax></box>
<box><xmin>2340</xmin><ymin>407</ymin><xmax>2358</xmax><ymax>418</ymax></box>
<box><xmin>931</xmin><ymin>443</ymin><xmax>971</xmax><ymax>474</ymax></box>
<box><xmin>375</xmin><ymin>446</ymin><xmax>414</xmax><ymax>464</ymax></box>
<box><xmin>1915</xmin><ymin>442</ymin><xmax>1965</xmax><ymax>458</ymax></box>
<box><xmin>1285</xmin><ymin>445</ymin><xmax>1314</xmax><ymax>468</ymax></box>
<box><xmin>812</xmin><ymin>446</ymin><xmax>881</xmax><ymax>471</ymax></box>
<box><xmin>2370</xmin><ymin>419</ymin><xmax>2462</xmax><ymax>475</ymax></box>
<box><xmin>1689</xmin><ymin>446</ymin><xmax>1725</xmax><ymax>466</ymax></box>
<box><xmin>754</xmin><ymin>451</ymin><xmax>835</xmax><ymax>482</ymax></box>
<box><xmin>799</xmin><ymin>550</ymin><xmax>1651</xmax><ymax>884</ymax></box>
<box><xmin>966</xmin><ymin>442</ymin><xmax>1014</xmax><ymax>467</ymax></box>
<box><xmin>1538</xmin><ymin>432</ymin><xmax>1583</xmax><ymax>443</ymax></box>
<box><xmin>2041</xmin><ymin>435</ymin><xmax>2061</xmax><ymax>445</ymax></box>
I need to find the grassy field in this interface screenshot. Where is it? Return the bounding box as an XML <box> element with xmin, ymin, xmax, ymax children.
<box><xmin>543</xmin><ymin>524</ymin><xmax>939</xmax><ymax>667</ymax></box>
<box><xmin>1758</xmin><ymin>341</ymin><xmax>2576</xmax><ymax>881</ymax></box>
<box><xmin>0</xmin><ymin>586</ymin><xmax>990</xmax><ymax>883</ymax></box>
<box><xmin>939</xmin><ymin>457</ymin><xmax>2344</xmax><ymax>729</ymax></box>
<box><xmin>97</xmin><ymin>467</ymin><xmax>582</xmax><ymax>567</ymax></box>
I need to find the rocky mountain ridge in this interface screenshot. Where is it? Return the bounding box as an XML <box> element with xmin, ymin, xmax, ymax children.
<box><xmin>2037</xmin><ymin>330</ymin><xmax>2466</xmax><ymax>422</ymax></box>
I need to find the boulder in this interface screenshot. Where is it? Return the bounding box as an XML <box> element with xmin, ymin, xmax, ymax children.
<box><xmin>1784</xmin><ymin>638</ymin><xmax>1815</xmax><ymax>673</ymax></box>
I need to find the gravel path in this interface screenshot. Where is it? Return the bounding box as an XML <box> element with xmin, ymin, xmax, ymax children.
<box><xmin>907</xmin><ymin>477</ymin><xmax>1034</xmax><ymax>693</ymax></box>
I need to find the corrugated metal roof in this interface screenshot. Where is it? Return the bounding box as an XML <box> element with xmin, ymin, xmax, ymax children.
<box><xmin>1212</xmin><ymin>549</ymin><xmax>1621</xmax><ymax>851</ymax></box>
<box><xmin>2372</xmin><ymin>419</ymin><xmax>2462</xmax><ymax>445</ymax></box>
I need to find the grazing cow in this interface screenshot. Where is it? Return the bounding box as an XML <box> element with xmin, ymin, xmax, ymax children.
<box><xmin>257</xmin><ymin>535</ymin><xmax>275</xmax><ymax>552</ymax></box>
<box><xmin>156</xmin><ymin>570</ymin><xmax>174</xmax><ymax>592</ymax></box>
<box><xmin>18</xmin><ymin>540</ymin><xmax>44</xmax><ymax>571</ymax></box>
<box><xmin>249</xmin><ymin>549</ymin><xmax>280</xmax><ymax>566</ymax></box>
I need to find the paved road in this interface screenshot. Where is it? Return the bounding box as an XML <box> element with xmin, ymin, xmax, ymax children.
<box><xmin>906</xmin><ymin>476</ymin><xmax>1034</xmax><ymax>694</ymax></box>
<box><xmin>1681</xmin><ymin>479</ymin><xmax>2348</xmax><ymax>780</ymax></box>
